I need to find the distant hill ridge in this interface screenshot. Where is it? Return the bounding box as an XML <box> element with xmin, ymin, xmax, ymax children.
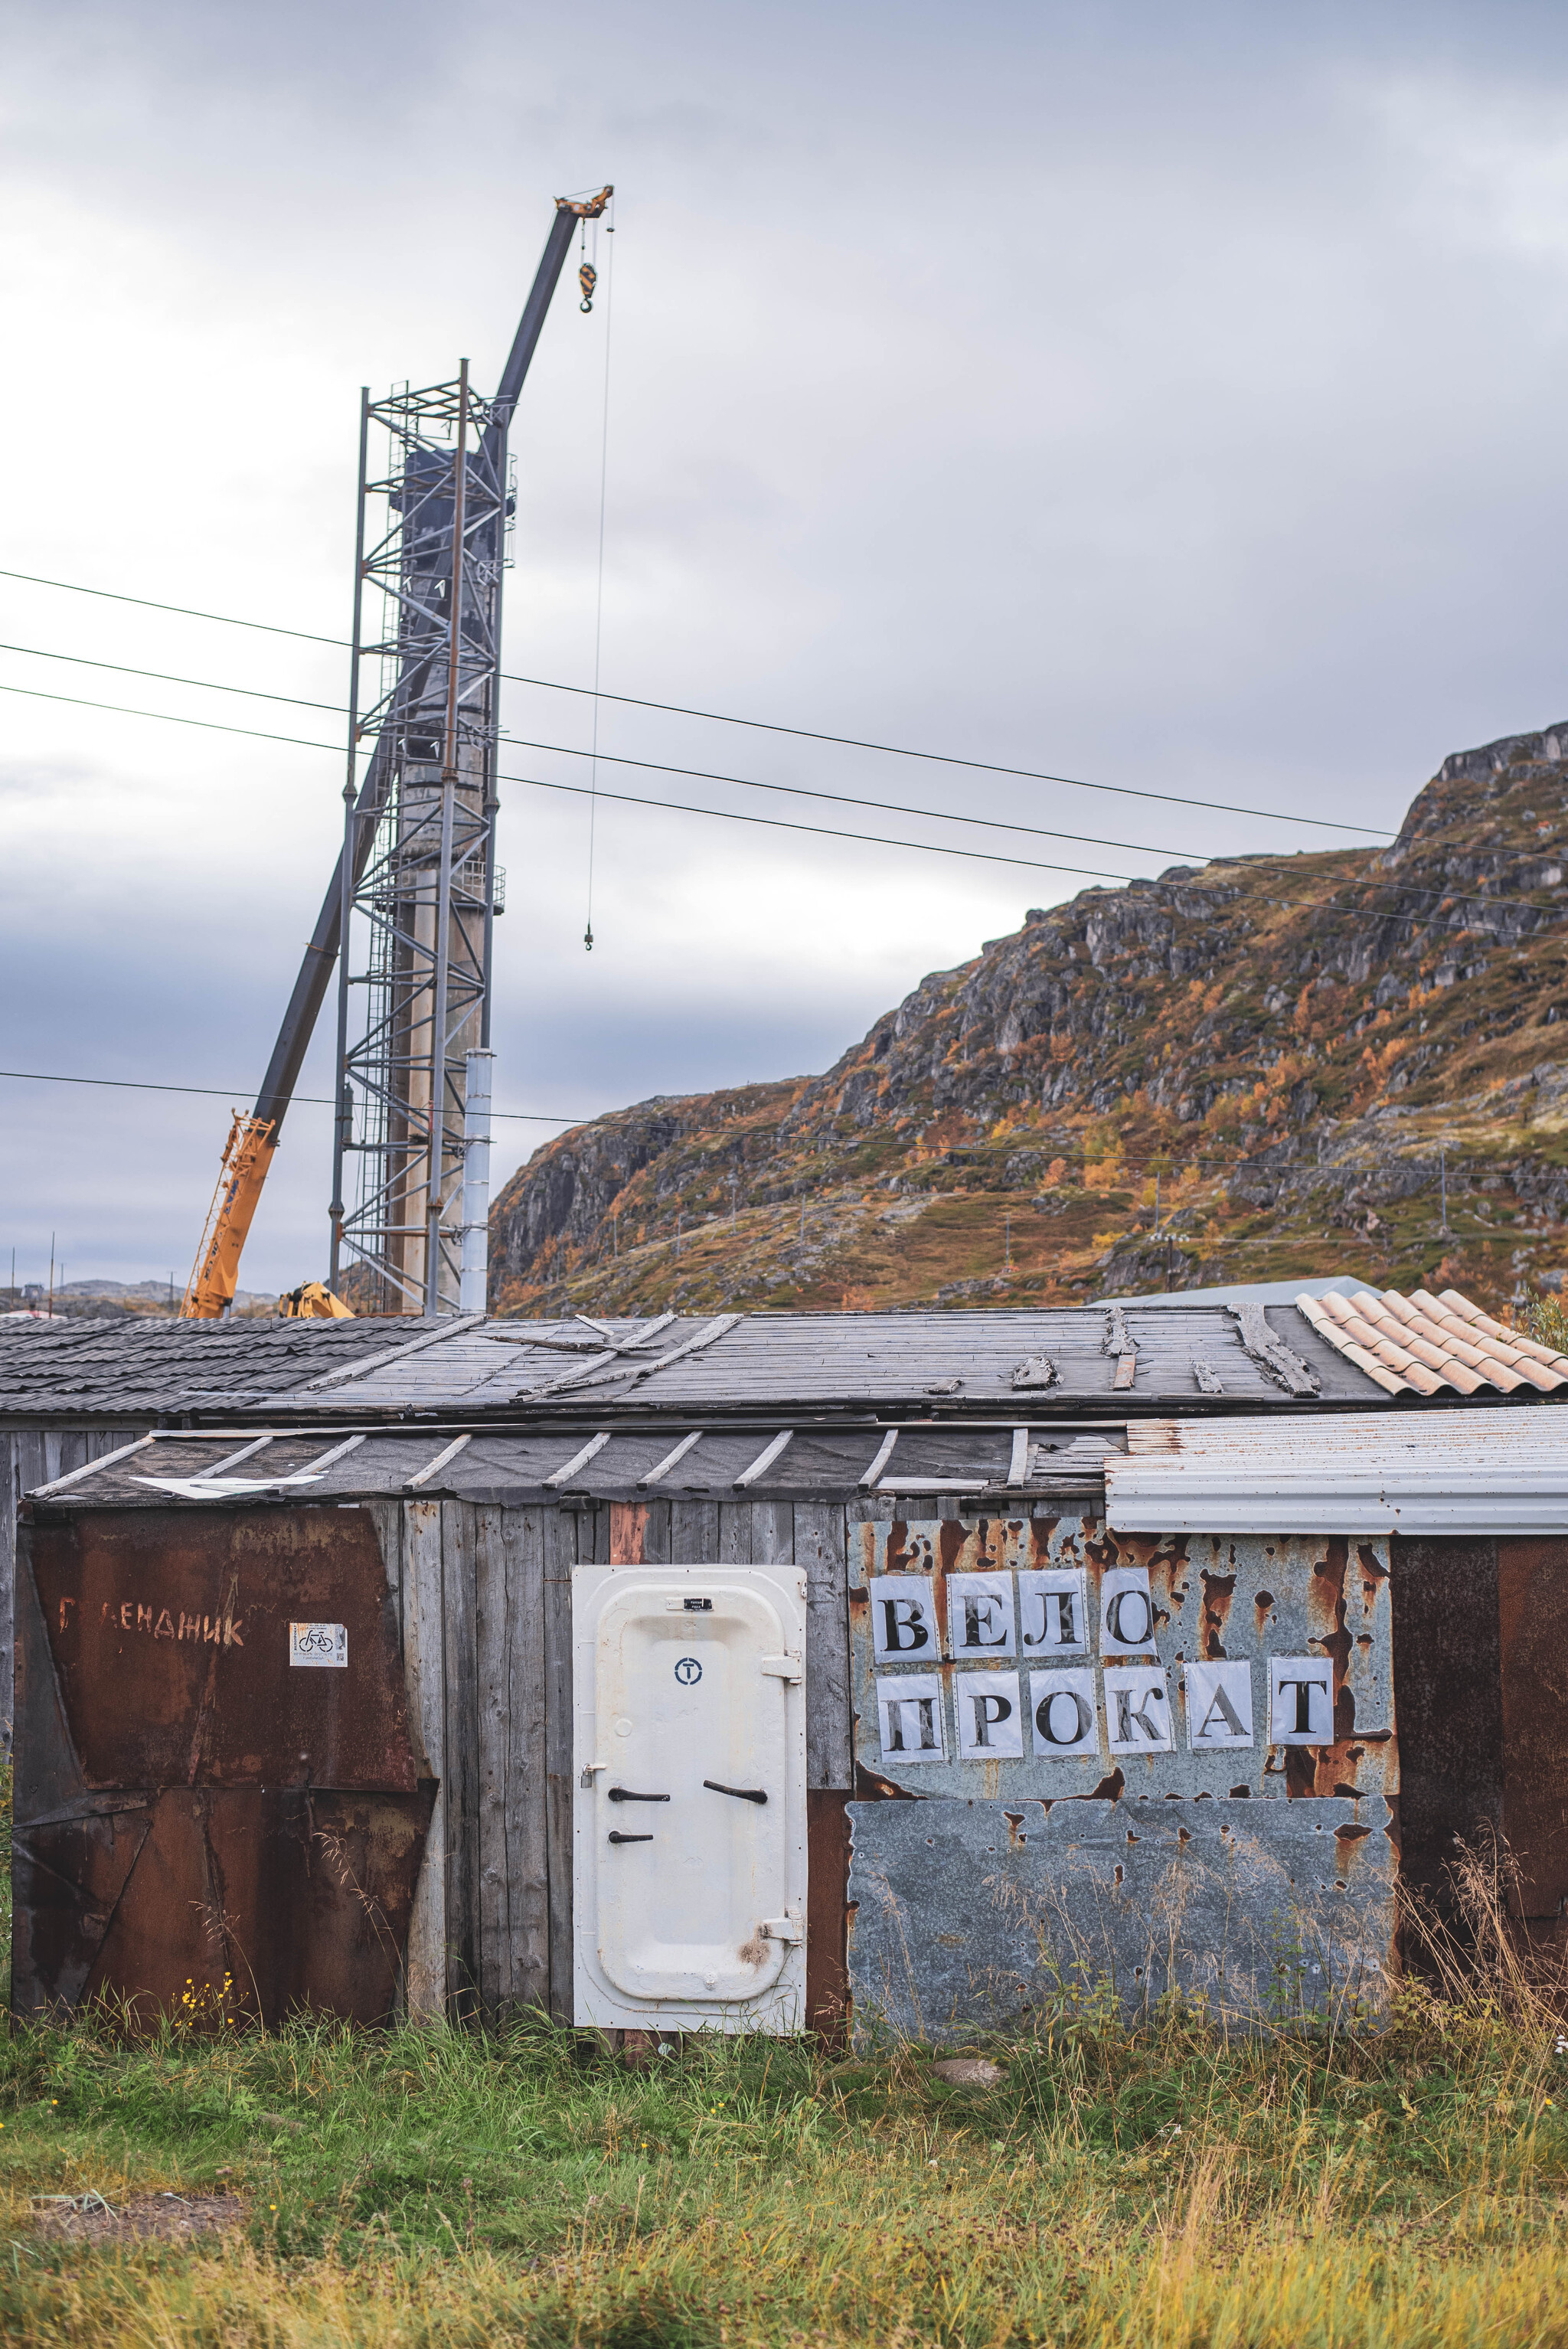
<box><xmin>489</xmin><ymin>725</ymin><xmax>1568</xmax><ymax>1318</ymax></box>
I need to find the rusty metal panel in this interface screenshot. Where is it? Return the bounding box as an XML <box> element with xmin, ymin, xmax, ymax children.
<box><xmin>13</xmin><ymin>1789</ymin><xmax>433</xmax><ymax>2030</ymax></box>
<box><xmin>11</xmin><ymin>1805</ymin><xmax>153</xmax><ymax>2013</ymax></box>
<box><xmin>849</xmin><ymin>1518</ymin><xmax>1396</xmax><ymax>1805</ymax></box>
<box><xmin>14</xmin><ymin>1504</ymin><xmax>432</xmax><ymax>2032</ymax></box>
<box><xmin>1497</xmin><ymin>1537</ymin><xmax>1568</xmax><ymax>1920</ymax></box>
<box><xmin>28</xmin><ymin>1507</ymin><xmax>417</xmax><ymax>1792</ymax></box>
<box><xmin>847</xmin><ymin>1795</ymin><xmax>1396</xmax><ymax>2036</ymax></box>
<box><xmin>1387</xmin><ymin>1535</ymin><xmax>1502</xmax><ymax>1922</ymax></box>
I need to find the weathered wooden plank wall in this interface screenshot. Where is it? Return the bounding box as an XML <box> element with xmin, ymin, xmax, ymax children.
<box><xmin>382</xmin><ymin>1491</ymin><xmax>881</xmax><ymax>2027</ymax></box>
<box><xmin>2</xmin><ymin>1429</ymin><xmax>142</xmax><ymax>1753</ymax></box>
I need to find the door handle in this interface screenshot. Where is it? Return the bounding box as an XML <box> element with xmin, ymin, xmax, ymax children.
<box><xmin>608</xmin><ymin>1788</ymin><xmax>671</xmax><ymax>1802</ymax></box>
<box><xmin>704</xmin><ymin>1779</ymin><xmax>768</xmax><ymax>1805</ymax></box>
<box><xmin>607</xmin><ymin>1831</ymin><xmax>655</xmax><ymax>1844</ymax></box>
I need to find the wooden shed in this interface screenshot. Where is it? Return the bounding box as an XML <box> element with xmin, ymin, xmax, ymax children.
<box><xmin>12</xmin><ymin>1291</ymin><xmax>1568</xmax><ymax>2038</ymax></box>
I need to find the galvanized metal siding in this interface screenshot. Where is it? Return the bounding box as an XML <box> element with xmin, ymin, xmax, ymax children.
<box><xmin>848</xmin><ymin>1795</ymin><xmax>1396</xmax><ymax>2037</ymax></box>
<box><xmin>845</xmin><ymin>1513</ymin><xmax>1400</xmax><ymax>2030</ymax></box>
<box><xmin>848</xmin><ymin>1517</ymin><xmax>1396</xmax><ymax>1805</ymax></box>
<box><xmin>1109</xmin><ymin>1408</ymin><xmax>1568</xmax><ymax>1535</ymax></box>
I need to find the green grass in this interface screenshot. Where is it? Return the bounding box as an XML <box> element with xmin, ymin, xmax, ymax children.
<box><xmin>4</xmin><ymin>1762</ymin><xmax>1568</xmax><ymax>2342</ymax></box>
<box><xmin>2</xmin><ymin>1988</ymin><xmax>1568</xmax><ymax>2341</ymax></box>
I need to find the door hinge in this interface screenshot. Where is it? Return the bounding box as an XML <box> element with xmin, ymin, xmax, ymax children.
<box><xmin>760</xmin><ymin>1654</ymin><xmax>802</xmax><ymax>1681</ymax></box>
<box><xmin>760</xmin><ymin>1913</ymin><xmax>802</xmax><ymax>1943</ymax></box>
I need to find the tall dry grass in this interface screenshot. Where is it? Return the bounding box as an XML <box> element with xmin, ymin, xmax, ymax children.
<box><xmin>2</xmin><ymin>1817</ymin><xmax>1567</xmax><ymax>2343</ymax></box>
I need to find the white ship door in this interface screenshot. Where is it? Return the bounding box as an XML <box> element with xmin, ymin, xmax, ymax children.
<box><xmin>573</xmin><ymin>1563</ymin><xmax>807</xmax><ymax>2030</ymax></box>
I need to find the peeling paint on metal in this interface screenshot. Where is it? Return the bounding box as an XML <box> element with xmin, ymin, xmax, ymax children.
<box><xmin>851</xmin><ymin>1520</ymin><xmax>1396</xmax><ymax>1805</ymax></box>
<box><xmin>847</xmin><ymin>1795</ymin><xmax>1395</xmax><ymax>2036</ymax></box>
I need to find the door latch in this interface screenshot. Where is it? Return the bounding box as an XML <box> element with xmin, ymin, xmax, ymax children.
<box><xmin>704</xmin><ymin>1779</ymin><xmax>768</xmax><ymax>1805</ymax></box>
<box><xmin>760</xmin><ymin>1655</ymin><xmax>802</xmax><ymax>1681</ymax></box>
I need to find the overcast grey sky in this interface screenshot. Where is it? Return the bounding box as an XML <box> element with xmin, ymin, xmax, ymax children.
<box><xmin>4</xmin><ymin>0</ymin><xmax>1568</xmax><ymax>1294</ymax></box>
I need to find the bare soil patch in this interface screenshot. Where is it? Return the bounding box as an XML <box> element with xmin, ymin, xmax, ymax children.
<box><xmin>31</xmin><ymin>2189</ymin><xmax>246</xmax><ymax>2246</ymax></box>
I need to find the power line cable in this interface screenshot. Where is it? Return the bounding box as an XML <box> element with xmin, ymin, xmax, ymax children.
<box><xmin>0</xmin><ymin>672</ymin><xmax>1547</xmax><ymax>920</ymax></box>
<box><xmin>0</xmin><ymin>1069</ymin><xmax>1481</xmax><ymax>1178</ymax></box>
<box><xmin>0</xmin><ymin>668</ymin><xmax>1212</xmax><ymax>865</ymax></box>
<box><xmin>0</xmin><ymin>564</ymin><xmax>1390</xmax><ymax>835</ymax></box>
<box><xmin>0</xmin><ymin>667</ymin><xmax>1540</xmax><ymax>911</ymax></box>
<box><xmin>0</xmin><ymin>643</ymin><xmax>1239</xmax><ymax>864</ymax></box>
<box><xmin>0</xmin><ymin>638</ymin><xmax>341</xmax><ymax>713</ymax></box>
<box><xmin>0</xmin><ymin>642</ymin><xmax>1380</xmax><ymax>865</ymax></box>
<box><xmin>0</xmin><ymin>638</ymin><xmax>1384</xmax><ymax>864</ymax></box>
<box><xmin>503</xmin><ymin>768</ymin><xmax>1136</xmax><ymax>880</ymax></box>
<box><xmin>0</xmin><ymin>1068</ymin><xmax>584</xmax><ymax>1123</ymax></box>
<box><xmin>0</xmin><ymin>679</ymin><xmax>340</xmax><ymax>753</ymax></box>
<box><xmin>0</xmin><ymin>567</ymin><xmax>347</xmax><ymax>647</ymax></box>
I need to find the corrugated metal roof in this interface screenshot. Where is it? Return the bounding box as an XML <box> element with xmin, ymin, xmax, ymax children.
<box><xmin>1106</xmin><ymin>1407</ymin><xmax>1568</xmax><ymax>1534</ymax></box>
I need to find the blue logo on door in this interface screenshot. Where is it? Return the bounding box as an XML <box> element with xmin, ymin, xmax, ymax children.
<box><xmin>675</xmin><ymin>1656</ymin><xmax>703</xmax><ymax>1686</ymax></box>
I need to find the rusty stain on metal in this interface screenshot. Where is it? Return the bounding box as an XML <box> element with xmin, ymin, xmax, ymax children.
<box><xmin>29</xmin><ymin>1508</ymin><xmax>417</xmax><ymax>1793</ymax></box>
<box><xmin>848</xmin><ymin>1795</ymin><xmax>1397</xmax><ymax>2036</ymax></box>
<box><xmin>1200</xmin><ymin>1571</ymin><xmax>1236</xmax><ymax>1658</ymax></box>
<box><xmin>1496</xmin><ymin>1537</ymin><xmax>1568</xmax><ymax>1919</ymax></box>
<box><xmin>15</xmin><ymin>1505</ymin><xmax>430</xmax><ymax>2031</ymax></box>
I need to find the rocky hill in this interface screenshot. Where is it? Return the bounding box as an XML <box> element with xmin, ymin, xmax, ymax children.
<box><xmin>488</xmin><ymin>724</ymin><xmax>1568</xmax><ymax>1319</ymax></box>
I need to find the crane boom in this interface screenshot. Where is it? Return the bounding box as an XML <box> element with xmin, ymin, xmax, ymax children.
<box><xmin>181</xmin><ymin>188</ymin><xmax>612</xmax><ymax>1319</ymax></box>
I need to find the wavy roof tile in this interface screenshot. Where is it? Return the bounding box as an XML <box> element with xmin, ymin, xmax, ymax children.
<box><xmin>1295</xmin><ymin>1286</ymin><xmax>1568</xmax><ymax>1399</ymax></box>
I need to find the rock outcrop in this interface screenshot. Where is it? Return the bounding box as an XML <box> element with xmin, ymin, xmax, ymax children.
<box><xmin>489</xmin><ymin>727</ymin><xmax>1568</xmax><ymax>1317</ymax></box>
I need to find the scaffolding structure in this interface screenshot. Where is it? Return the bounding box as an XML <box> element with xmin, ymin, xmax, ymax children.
<box><xmin>328</xmin><ymin>365</ymin><xmax>511</xmax><ymax>1315</ymax></box>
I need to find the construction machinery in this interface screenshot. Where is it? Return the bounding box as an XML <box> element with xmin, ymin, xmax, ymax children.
<box><xmin>180</xmin><ymin>187</ymin><xmax>612</xmax><ymax>1320</ymax></box>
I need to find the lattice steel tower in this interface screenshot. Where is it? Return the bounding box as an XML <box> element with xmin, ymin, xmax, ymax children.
<box><xmin>319</xmin><ymin>189</ymin><xmax>611</xmax><ymax>1314</ymax></box>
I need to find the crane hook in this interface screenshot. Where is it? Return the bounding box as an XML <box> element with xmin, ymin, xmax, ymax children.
<box><xmin>579</xmin><ymin>261</ymin><xmax>597</xmax><ymax>313</ymax></box>
<box><xmin>584</xmin><ymin>920</ymin><xmax>594</xmax><ymax>951</ymax></box>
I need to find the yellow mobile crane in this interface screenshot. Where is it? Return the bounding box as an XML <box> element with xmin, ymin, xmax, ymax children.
<box><xmin>181</xmin><ymin>187</ymin><xmax>612</xmax><ymax>1319</ymax></box>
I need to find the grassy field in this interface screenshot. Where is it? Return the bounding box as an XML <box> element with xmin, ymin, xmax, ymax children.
<box><xmin>2</xmin><ymin>1782</ymin><xmax>1568</xmax><ymax>2343</ymax></box>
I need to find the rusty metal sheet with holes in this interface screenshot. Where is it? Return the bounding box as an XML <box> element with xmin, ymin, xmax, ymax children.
<box><xmin>12</xmin><ymin>1788</ymin><xmax>432</xmax><ymax>2027</ymax></box>
<box><xmin>15</xmin><ymin>1506</ymin><xmax>430</xmax><ymax>2030</ymax></box>
<box><xmin>849</xmin><ymin>1518</ymin><xmax>1397</xmax><ymax>1803</ymax></box>
<box><xmin>26</xmin><ymin>1508</ymin><xmax>419</xmax><ymax>1791</ymax></box>
<box><xmin>847</xmin><ymin>1795</ymin><xmax>1396</xmax><ymax>2037</ymax></box>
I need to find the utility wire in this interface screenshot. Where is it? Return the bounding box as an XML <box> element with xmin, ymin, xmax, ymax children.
<box><xmin>0</xmin><ymin>1068</ymin><xmax>585</xmax><ymax>1123</ymax></box>
<box><xmin>502</xmin><ymin>769</ymin><xmax>1138</xmax><ymax>882</ymax></box>
<box><xmin>0</xmin><ymin>679</ymin><xmax>340</xmax><ymax>753</ymax></box>
<box><xmin>0</xmin><ymin>672</ymin><xmax>1545</xmax><ymax>917</ymax></box>
<box><xmin>0</xmin><ymin>672</ymin><xmax>1182</xmax><ymax>867</ymax></box>
<box><xmin>0</xmin><ymin>638</ymin><xmax>341</xmax><ymax>713</ymax></box>
<box><xmin>0</xmin><ymin>567</ymin><xmax>347</xmax><ymax>647</ymax></box>
<box><xmin>0</xmin><ymin>641</ymin><xmax>1227</xmax><ymax>861</ymax></box>
<box><xmin>0</xmin><ymin>638</ymin><xmax>1394</xmax><ymax>864</ymax></box>
<box><xmin>0</xmin><ymin>1070</ymin><xmax>1480</xmax><ymax>1178</ymax></box>
<box><xmin>0</xmin><ymin>564</ymin><xmax>1390</xmax><ymax>835</ymax></box>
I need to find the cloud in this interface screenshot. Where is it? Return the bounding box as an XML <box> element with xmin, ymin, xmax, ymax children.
<box><xmin>5</xmin><ymin>0</ymin><xmax>1568</xmax><ymax>1286</ymax></box>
